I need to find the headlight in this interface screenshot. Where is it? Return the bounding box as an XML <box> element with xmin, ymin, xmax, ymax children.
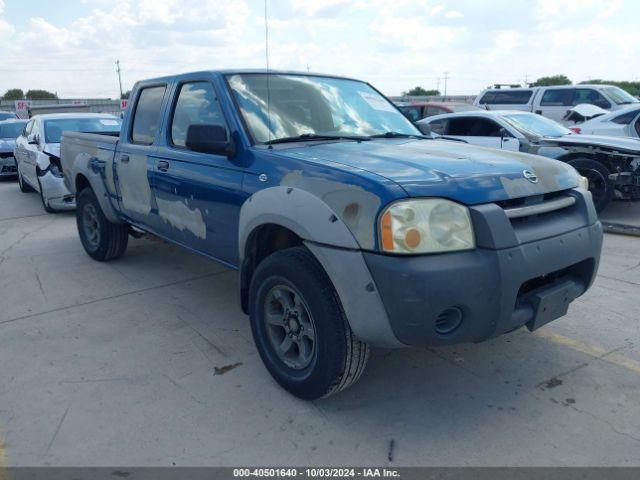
<box><xmin>578</xmin><ymin>176</ymin><xmax>589</xmax><ymax>190</ymax></box>
<box><xmin>379</xmin><ymin>199</ymin><xmax>475</xmax><ymax>254</ymax></box>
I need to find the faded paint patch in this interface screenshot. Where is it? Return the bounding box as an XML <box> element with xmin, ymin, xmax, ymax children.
<box><xmin>281</xmin><ymin>170</ymin><xmax>381</xmax><ymax>250</ymax></box>
<box><xmin>157</xmin><ymin>197</ymin><xmax>206</xmax><ymax>239</ymax></box>
<box><xmin>119</xmin><ymin>154</ymin><xmax>152</xmax><ymax>215</ymax></box>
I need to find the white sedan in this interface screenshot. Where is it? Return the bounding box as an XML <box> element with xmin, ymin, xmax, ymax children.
<box><xmin>14</xmin><ymin>113</ymin><xmax>121</xmax><ymax>212</ymax></box>
<box><xmin>417</xmin><ymin>110</ymin><xmax>640</xmax><ymax>211</ymax></box>
<box><xmin>574</xmin><ymin>105</ymin><xmax>640</xmax><ymax>139</ymax></box>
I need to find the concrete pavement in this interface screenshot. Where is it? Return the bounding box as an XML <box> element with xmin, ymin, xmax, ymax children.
<box><xmin>0</xmin><ymin>178</ymin><xmax>639</xmax><ymax>467</ymax></box>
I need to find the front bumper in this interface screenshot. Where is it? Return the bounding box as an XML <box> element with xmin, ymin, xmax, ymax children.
<box><xmin>39</xmin><ymin>170</ymin><xmax>76</xmax><ymax>210</ymax></box>
<box><xmin>0</xmin><ymin>155</ymin><xmax>17</xmax><ymax>177</ymax></box>
<box><xmin>364</xmin><ymin>221</ymin><xmax>602</xmax><ymax>346</ymax></box>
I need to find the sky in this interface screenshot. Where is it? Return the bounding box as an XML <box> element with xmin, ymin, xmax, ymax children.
<box><xmin>0</xmin><ymin>0</ymin><xmax>638</xmax><ymax>99</ymax></box>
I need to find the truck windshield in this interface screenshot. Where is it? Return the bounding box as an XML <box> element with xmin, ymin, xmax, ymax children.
<box><xmin>44</xmin><ymin>117</ymin><xmax>122</xmax><ymax>143</ymax></box>
<box><xmin>0</xmin><ymin>121</ymin><xmax>27</xmax><ymax>139</ymax></box>
<box><xmin>502</xmin><ymin>113</ymin><xmax>571</xmax><ymax>138</ymax></box>
<box><xmin>603</xmin><ymin>86</ymin><xmax>639</xmax><ymax>105</ymax></box>
<box><xmin>226</xmin><ymin>73</ymin><xmax>420</xmax><ymax>143</ymax></box>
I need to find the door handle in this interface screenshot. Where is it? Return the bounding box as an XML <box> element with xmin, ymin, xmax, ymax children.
<box><xmin>157</xmin><ymin>160</ymin><xmax>170</xmax><ymax>172</ymax></box>
<box><xmin>535</xmin><ymin>110</ymin><xmax>542</xmax><ymax>115</ymax></box>
<box><xmin>120</xmin><ymin>154</ymin><xmax>130</xmax><ymax>163</ymax></box>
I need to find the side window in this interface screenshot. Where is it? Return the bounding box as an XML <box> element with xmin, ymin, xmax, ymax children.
<box><xmin>426</xmin><ymin>106</ymin><xmax>446</xmax><ymax>116</ymax></box>
<box><xmin>171</xmin><ymin>82</ymin><xmax>227</xmax><ymax>148</ymax></box>
<box><xmin>572</xmin><ymin>89</ymin><xmax>611</xmax><ymax>109</ymax></box>
<box><xmin>540</xmin><ymin>89</ymin><xmax>571</xmax><ymax>106</ymax></box>
<box><xmin>131</xmin><ymin>86</ymin><xmax>166</xmax><ymax>145</ymax></box>
<box><xmin>399</xmin><ymin>106</ymin><xmax>421</xmax><ymax>122</ymax></box>
<box><xmin>428</xmin><ymin>119</ymin><xmax>447</xmax><ymax>135</ymax></box>
<box><xmin>447</xmin><ymin>117</ymin><xmax>503</xmax><ymax>136</ymax></box>
<box><xmin>479</xmin><ymin>90</ymin><xmax>532</xmax><ymax>105</ymax></box>
<box><xmin>612</xmin><ymin>109</ymin><xmax>640</xmax><ymax>125</ymax></box>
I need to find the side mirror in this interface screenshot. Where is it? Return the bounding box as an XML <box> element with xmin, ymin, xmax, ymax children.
<box><xmin>185</xmin><ymin>124</ymin><xmax>235</xmax><ymax>157</ymax></box>
<box><xmin>416</xmin><ymin>122</ymin><xmax>432</xmax><ymax>136</ymax></box>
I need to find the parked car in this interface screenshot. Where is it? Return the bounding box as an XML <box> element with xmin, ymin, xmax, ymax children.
<box><xmin>14</xmin><ymin>113</ymin><xmax>121</xmax><ymax>212</ymax></box>
<box><xmin>573</xmin><ymin>105</ymin><xmax>640</xmax><ymax>139</ymax></box>
<box><xmin>418</xmin><ymin>110</ymin><xmax>640</xmax><ymax>210</ymax></box>
<box><xmin>0</xmin><ymin>119</ymin><xmax>27</xmax><ymax>178</ymax></box>
<box><xmin>61</xmin><ymin>70</ymin><xmax>602</xmax><ymax>399</ymax></box>
<box><xmin>397</xmin><ymin>101</ymin><xmax>480</xmax><ymax>122</ymax></box>
<box><xmin>0</xmin><ymin>111</ymin><xmax>18</xmax><ymax>121</ymax></box>
<box><xmin>474</xmin><ymin>85</ymin><xmax>639</xmax><ymax>124</ymax></box>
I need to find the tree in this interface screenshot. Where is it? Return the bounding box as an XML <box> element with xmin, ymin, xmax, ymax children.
<box><xmin>121</xmin><ymin>90</ymin><xmax>131</xmax><ymax>100</ymax></box>
<box><xmin>531</xmin><ymin>75</ymin><xmax>572</xmax><ymax>87</ymax></box>
<box><xmin>579</xmin><ymin>79</ymin><xmax>640</xmax><ymax>98</ymax></box>
<box><xmin>403</xmin><ymin>86</ymin><xmax>440</xmax><ymax>96</ymax></box>
<box><xmin>2</xmin><ymin>88</ymin><xmax>24</xmax><ymax>100</ymax></box>
<box><xmin>25</xmin><ymin>89</ymin><xmax>58</xmax><ymax>100</ymax></box>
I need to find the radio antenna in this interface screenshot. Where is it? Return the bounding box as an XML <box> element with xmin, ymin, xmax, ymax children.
<box><xmin>264</xmin><ymin>0</ymin><xmax>272</xmax><ymax>144</ymax></box>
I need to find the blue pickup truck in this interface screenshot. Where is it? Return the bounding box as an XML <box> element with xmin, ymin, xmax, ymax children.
<box><xmin>61</xmin><ymin>70</ymin><xmax>603</xmax><ymax>399</ymax></box>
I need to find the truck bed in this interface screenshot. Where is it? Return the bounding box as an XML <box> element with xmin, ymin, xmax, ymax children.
<box><xmin>60</xmin><ymin>131</ymin><xmax>119</xmax><ymax>194</ymax></box>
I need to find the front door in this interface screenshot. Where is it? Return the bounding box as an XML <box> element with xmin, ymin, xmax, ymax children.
<box><xmin>152</xmin><ymin>80</ymin><xmax>247</xmax><ymax>266</ymax></box>
<box><xmin>445</xmin><ymin>116</ymin><xmax>520</xmax><ymax>151</ymax></box>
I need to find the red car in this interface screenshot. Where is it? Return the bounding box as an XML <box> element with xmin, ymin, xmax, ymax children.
<box><xmin>397</xmin><ymin>101</ymin><xmax>481</xmax><ymax>122</ymax></box>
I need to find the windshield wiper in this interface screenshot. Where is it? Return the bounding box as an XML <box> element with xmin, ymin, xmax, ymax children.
<box><xmin>263</xmin><ymin>133</ymin><xmax>369</xmax><ymax>145</ymax></box>
<box><xmin>368</xmin><ymin>131</ymin><xmax>427</xmax><ymax>139</ymax></box>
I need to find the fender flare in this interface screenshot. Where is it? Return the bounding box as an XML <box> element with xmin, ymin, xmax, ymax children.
<box><xmin>239</xmin><ymin>186</ymin><xmax>403</xmax><ymax>348</ymax></box>
<box><xmin>70</xmin><ymin>153</ymin><xmax>123</xmax><ymax>224</ymax></box>
<box><xmin>239</xmin><ymin>186</ymin><xmax>361</xmax><ymax>258</ymax></box>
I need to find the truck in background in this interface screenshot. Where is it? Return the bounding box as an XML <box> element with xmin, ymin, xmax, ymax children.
<box><xmin>474</xmin><ymin>84</ymin><xmax>639</xmax><ymax>124</ymax></box>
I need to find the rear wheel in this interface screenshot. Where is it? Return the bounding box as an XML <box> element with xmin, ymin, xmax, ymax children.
<box><xmin>18</xmin><ymin>169</ymin><xmax>34</xmax><ymax>193</ymax></box>
<box><xmin>76</xmin><ymin>187</ymin><xmax>129</xmax><ymax>261</ymax></box>
<box><xmin>568</xmin><ymin>158</ymin><xmax>612</xmax><ymax>212</ymax></box>
<box><xmin>249</xmin><ymin>246</ymin><xmax>370</xmax><ymax>400</ymax></box>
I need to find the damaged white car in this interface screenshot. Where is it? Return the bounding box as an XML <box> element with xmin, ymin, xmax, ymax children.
<box><xmin>14</xmin><ymin>113</ymin><xmax>121</xmax><ymax>212</ymax></box>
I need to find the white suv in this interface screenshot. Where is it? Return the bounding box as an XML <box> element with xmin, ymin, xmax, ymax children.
<box><xmin>474</xmin><ymin>84</ymin><xmax>639</xmax><ymax>124</ymax></box>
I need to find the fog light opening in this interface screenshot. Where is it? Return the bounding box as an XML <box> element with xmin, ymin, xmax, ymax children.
<box><xmin>434</xmin><ymin>307</ymin><xmax>463</xmax><ymax>335</ymax></box>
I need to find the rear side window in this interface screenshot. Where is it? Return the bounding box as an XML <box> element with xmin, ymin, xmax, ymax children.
<box><xmin>170</xmin><ymin>82</ymin><xmax>228</xmax><ymax>148</ymax></box>
<box><xmin>428</xmin><ymin>118</ymin><xmax>447</xmax><ymax>135</ymax></box>
<box><xmin>540</xmin><ymin>89</ymin><xmax>571</xmax><ymax>106</ymax></box>
<box><xmin>612</xmin><ymin>109</ymin><xmax>640</xmax><ymax>124</ymax></box>
<box><xmin>131</xmin><ymin>86</ymin><xmax>166</xmax><ymax>145</ymax></box>
<box><xmin>478</xmin><ymin>90</ymin><xmax>532</xmax><ymax>105</ymax></box>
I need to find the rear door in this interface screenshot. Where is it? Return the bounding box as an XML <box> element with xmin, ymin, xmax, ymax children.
<box><xmin>444</xmin><ymin>116</ymin><xmax>520</xmax><ymax>151</ymax></box>
<box><xmin>536</xmin><ymin>88</ymin><xmax>573</xmax><ymax>122</ymax></box>
<box><xmin>21</xmin><ymin>119</ymin><xmax>41</xmax><ymax>187</ymax></box>
<box><xmin>151</xmin><ymin>77</ymin><xmax>247</xmax><ymax>266</ymax></box>
<box><xmin>115</xmin><ymin>84</ymin><xmax>168</xmax><ymax>231</ymax></box>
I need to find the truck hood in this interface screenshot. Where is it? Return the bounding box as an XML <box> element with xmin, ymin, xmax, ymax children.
<box><xmin>544</xmin><ymin>134</ymin><xmax>640</xmax><ymax>154</ymax></box>
<box><xmin>284</xmin><ymin>138</ymin><xmax>580</xmax><ymax>204</ymax></box>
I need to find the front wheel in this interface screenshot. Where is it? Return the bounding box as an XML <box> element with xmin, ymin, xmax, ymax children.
<box><xmin>76</xmin><ymin>187</ymin><xmax>129</xmax><ymax>261</ymax></box>
<box><xmin>249</xmin><ymin>246</ymin><xmax>370</xmax><ymax>400</ymax></box>
<box><xmin>568</xmin><ymin>158</ymin><xmax>613</xmax><ymax>212</ymax></box>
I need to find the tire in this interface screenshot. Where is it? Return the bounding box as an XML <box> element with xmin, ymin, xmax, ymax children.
<box><xmin>568</xmin><ymin>158</ymin><xmax>613</xmax><ymax>212</ymax></box>
<box><xmin>18</xmin><ymin>169</ymin><xmax>34</xmax><ymax>193</ymax></box>
<box><xmin>37</xmin><ymin>178</ymin><xmax>56</xmax><ymax>213</ymax></box>
<box><xmin>249</xmin><ymin>246</ymin><xmax>370</xmax><ymax>400</ymax></box>
<box><xmin>76</xmin><ymin>187</ymin><xmax>129</xmax><ymax>261</ymax></box>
